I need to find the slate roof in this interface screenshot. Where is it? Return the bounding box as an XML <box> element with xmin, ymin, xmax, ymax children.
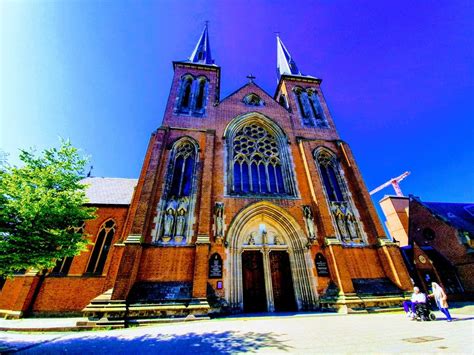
<box><xmin>81</xmin><ymin>177</ymin><xmax>137</xmax><ymax>205</ymax></box>
<box><xmin>422</xmin><ymin>201</ymin><xmax>474</xmax><ymax>234</ymax></box>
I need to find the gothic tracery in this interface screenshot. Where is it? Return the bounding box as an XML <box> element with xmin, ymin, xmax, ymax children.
<box><xmin>315</xmin><ymin>149</ymin><xmax>364</xmax><ymax>244</ymax></box>
<box><xmin>153</xmin><ymin>139</ymin><xmax>198</xmax><ymax>245</ymax></box>
<box><xmin>227</xmin><ymin>117</ymin><xmax>297</xmax><ymax>197</ymax></box>
<box><xmin>293</xmin><ymin>86</ymin><xmax>328</xmax><ymax>128</ymax></box>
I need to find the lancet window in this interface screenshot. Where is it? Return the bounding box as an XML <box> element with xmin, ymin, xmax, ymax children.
<box><xmin>86</xmin><ymin>220</ymin><xmax>115</xmax><ymax>275</ymax></box>
<box><xmin>154</xmin><ymin>139</ymin><xmax>198</xmax><ymax>245</ymax></box>
<box><xmin>314</xmin><ymin>149</ymin><xmax>364</xmax><ymax>244</ymax></box>
<box><xmin>228</xmin><ymin>121</ymin><xmax>296</xmax><ymax>197</ymax></box>
<box><xmin>293</xmin><ymin>86</ymin><xmax>328</xmax><ymax>128</ymax></box>
<box><xmin>51</xmin><ymin>222</ymin><xmax>85</xmax><ymax>276</ymax></box>
<box><xmin>176</xmin><ymin>74</ymin><xmax>209</xmax><ymax>116</ymax></box>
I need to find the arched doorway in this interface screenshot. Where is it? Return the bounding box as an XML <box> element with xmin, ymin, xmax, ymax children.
<box><xmin>225</xmin><ymin>202</ymin><xmax>318</xmax><ymax>312</ymax></box>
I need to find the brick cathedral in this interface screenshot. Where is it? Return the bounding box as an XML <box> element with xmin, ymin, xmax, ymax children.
<box><xmin>0</xmin><ymin>25</ymin><xmax>413</xmax><ymax>320</ymax></box>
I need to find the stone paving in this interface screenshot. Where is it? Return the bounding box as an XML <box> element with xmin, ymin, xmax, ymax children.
<box><xmin>0</xmin><ymin>310</ymin><xmax>473</xmax><ymax>354</ymax></box>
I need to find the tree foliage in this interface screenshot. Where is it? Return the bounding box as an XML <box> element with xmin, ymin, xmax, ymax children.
<box><xmin>0</xmin><ymin>141</ymin><xmax>96</xmax><ymax>277</ymax></box>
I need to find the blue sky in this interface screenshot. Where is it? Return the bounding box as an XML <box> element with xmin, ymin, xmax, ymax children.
<box><xmin>1</xmin><ymin>0</ymin><xmax>473</xmax><ymax>213</ymax></box>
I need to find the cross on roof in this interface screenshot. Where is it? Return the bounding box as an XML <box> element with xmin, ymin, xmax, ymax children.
<box><xmin>246</xmin><ymin>74</ymin><xmax>256</xmax><ymax>83</ymax></box>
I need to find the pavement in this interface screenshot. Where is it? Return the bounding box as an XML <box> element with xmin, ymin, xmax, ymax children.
<box><xmin>0</xmin><ymin>307</ymin><xmax>473</xmax><ymax>354</ymax></box>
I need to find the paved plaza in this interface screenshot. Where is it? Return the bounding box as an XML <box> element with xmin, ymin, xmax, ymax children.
<box><xmin>0</xmin><ymin>308</ymin><xmax>473</xmax><ymax>354</ymax></box>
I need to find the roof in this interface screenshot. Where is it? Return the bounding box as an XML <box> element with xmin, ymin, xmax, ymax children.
<box><xmin>420</xmin><ymin>200</ymin><xmax>474</xmax><ymax>234</ymax></box>
<box><xmin>81</xmin><ymin>177</ymin><xmax>137</xmax><ymax>205</ymax></box>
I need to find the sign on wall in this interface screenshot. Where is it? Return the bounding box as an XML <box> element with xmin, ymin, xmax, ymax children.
<box><xmin>315</xmin><ymin>253</ymin><xmax>330</xmax><ymax>277</ymax></box>
<box><xmin>209</xmin><ymin>253</ymin><xmax>223</xmax><ymax>279</ymax></box>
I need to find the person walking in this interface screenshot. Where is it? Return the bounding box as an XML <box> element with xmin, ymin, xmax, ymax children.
<box><xmin>430</xmin><ymin>282</ymin><xmax>452</xmax><ymax>322</ymax></box>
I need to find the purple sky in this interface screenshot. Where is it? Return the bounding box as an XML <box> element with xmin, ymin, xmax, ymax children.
<box><xmin>1</xmin><ymin>1</ymin><xmax>473</xmax><ymax>215</ymax></box>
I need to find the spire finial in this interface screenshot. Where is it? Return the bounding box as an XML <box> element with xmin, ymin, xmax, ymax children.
<box><xmin>189</xmin><ymin>22</ymin><xmax>214</xmax><ymax>65</ymax></box>
<box><xmin>276</xmin><ymin>35</ymin><xmax>301</xmax><ymax>79</ymax></box>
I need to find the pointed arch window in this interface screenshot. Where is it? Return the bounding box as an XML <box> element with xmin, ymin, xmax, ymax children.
<box><xmin>86</xmin><ymin>220</ymin><xmax>115</xmax><ymax>275</ymax></box>
<box><xmin>294</xmin><ymin>87</ymin><xmax>310</xmax><ymax>120</ymax></box>
<box><xmin>176</xmin><ymin>74</ymin><xmax>209</xmax><ymax>116</ymax></box>
<box><xmin>169</xmin><ymin>141</ymin><xmax>196</xmax><ymax>198</ymax></box>
<box><xmin>227</xmin><ymin>120</ymin><xmax>295</xmax><ymax>197</ymax></box>
<box><xmin>51</xmin><ymin>222</ymin><xmax>85</xmax><ymax>276</ymax></box>
<box><xmin>153</xmin><ymin>139</ymin><xmax>199</xmax><ymax>245</ymax></box>
<box><xmin>293</xmin><ymin>87</ymin><xmax>328</xmax><ymax>128</ymax></box>
<box><xmin>315</xmin><ymin>149</ymin><xmax>364</xmax><ymax>244</ymax></box>
<box><xmin>195</xmin><ymin>78</ymin><xmax>207</xmax><ymax>110</ymax></box>
<box><xmin>180</xmin><ymin>77</ymin><xmax>193</xmax><ymax>110</ymax></box>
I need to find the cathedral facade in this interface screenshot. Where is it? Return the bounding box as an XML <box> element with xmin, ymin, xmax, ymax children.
<box><xmin>0</xmin><ymin>25</ymin><xmax>412</xmax><ymax>319</ymax></box>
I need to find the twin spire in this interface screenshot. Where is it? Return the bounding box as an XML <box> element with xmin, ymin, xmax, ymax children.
<box><xmin>188</xmin><ymin>22</ymin><xmax>214</xmax><ymax>65</ymax></box>
<box><xmin>188</xmin><ymin>24</ymin><xmax>304</xmax><ymax>79</ymax></box>
<box><xmin>276</xmin><ymin>34</ymin><xmax>301</xmax><ymax>79</ymax></box>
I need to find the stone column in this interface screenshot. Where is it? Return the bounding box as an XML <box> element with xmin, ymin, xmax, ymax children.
<box><xmin>196</xmin><ymin>130</ymin><xmax>215</xmax><ymax>241</ymax></box>
<box><xmin>377</xmin><ymin>239</ymin><xmax>412</xmax><ymax>291</ymax></box>
<box><xmin>262</xmin><ymin>249</ymin><xmax>275</xmax><ymax>312</ymax></box>
<box><xmin>111</xmin><ymin>235</ymin><xmax>143</xmax><ymax>300</ymax></box>
<box><xmin>325</xmin><ymin>238</ymin><xmax>354</xmax><ymax>295</ymax></box>
<box><xmin>192</xmin><ymin>235</ymin><xmax>210</xmax><ymax>298</ymax></box>
<box><xmin>0</xmin><ymin>270</ymin><xmax>41</xmax><ymax>319</ymax></box>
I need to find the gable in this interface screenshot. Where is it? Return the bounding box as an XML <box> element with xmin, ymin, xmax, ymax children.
<box><xmin>218</xmin><ymin>82</ymin><xmax>289</xmax><ymax>114</ymax></box>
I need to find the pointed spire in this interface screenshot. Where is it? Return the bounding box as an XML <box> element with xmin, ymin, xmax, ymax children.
<box><xmin>276</xmin><ymin>34</ymin><xmax>301</xmax><ymax>79</ymax></box>
<box><xmin>189</xmin><ymin>22</ymin><xmax>214</xmax><ymax>65</ymax></box>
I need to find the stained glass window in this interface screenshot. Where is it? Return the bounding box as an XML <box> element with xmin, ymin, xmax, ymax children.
<box><xmin>230</xmin><ymin>123</ymin><xmax>290</xmax><ymax>196</ymax></box>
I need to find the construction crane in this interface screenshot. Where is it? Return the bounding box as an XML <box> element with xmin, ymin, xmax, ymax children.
<box><xmin>369</xmin><ymin>171</ymin><xmax>410</xmax><ymax>197</ymax></box>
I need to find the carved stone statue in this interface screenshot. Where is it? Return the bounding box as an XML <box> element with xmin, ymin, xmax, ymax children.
<box><xmin>175</xmin><ymin>209</ymin><xmax>186</xmax><ymax>238</ymax></box>
<box><xmin>346</xmin><ymin>214</ymin><xmax>359</xmax><ymax>241</ymax></box>
<box><xmin>273</xmin><ymin>234</ymin><xmax>282</xmax><ymax>245</ymax></box>
<box><xmin>336</xmin><ymin>214</ymin><xmax>349</xmax><ymax>241</ymax></box>
<box><xmin>303</xmin><ymin>205</ymin><xmax>317</xmax><ymax>240</ymax></box>
<box><xmin>262</xmin><ymin>229</ymin><xmax>268</xmax><ymax>245</ymax></box>
<box><xmin>247</xmin><ymin>232</ymin><xmax>256</xmax><ymax>245</ymax></box>
<box><xmin>163</xmin><ymin>208</ymin><xmax>175</xmax><ymax>238</ymax></box>
<box><xmin>215</xmin><ymin>202</ymin><xmax>224</xmax><ymax>237</ymax></box>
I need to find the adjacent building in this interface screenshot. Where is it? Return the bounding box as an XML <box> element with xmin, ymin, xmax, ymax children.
<box><xmin>380</xmin><ymin>195</ymin><xmax>474</xmax><ymax>299</ymax></box>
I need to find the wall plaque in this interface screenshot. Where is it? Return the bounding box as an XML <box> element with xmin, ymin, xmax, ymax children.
<box><xmin>209</xmin><ymin>253</ymin><xmax>223</xmax><ymax>279</ymax></box>
<box><xmin>315</xmin><ymin>253</ymin><xmax>330</xmax><ymax>277</ymax></box>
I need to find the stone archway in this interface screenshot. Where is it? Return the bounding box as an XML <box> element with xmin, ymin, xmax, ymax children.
<box><xmin>225</xmin><ymin>202</ymin><xmax>318</xmax><ymax>312</ymax></box>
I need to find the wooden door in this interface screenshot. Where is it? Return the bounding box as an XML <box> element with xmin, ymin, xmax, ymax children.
<box><xmin>270</xmin><ymin>251</ymin><xmax>296</xmax><ymax>312</ymax></box>
<box><xmin>242</xmin><ymin>251</ymin><xmax>267</xmax><ymax>312</ymax></box>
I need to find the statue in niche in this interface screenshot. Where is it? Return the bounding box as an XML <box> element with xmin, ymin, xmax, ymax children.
<box><xmin>162</xmin><ymin>198</ymin><xmax>178</xmax><ymax>242</ymax></box>
<box><xmin>273</xmin><ymin>234</ymin><xmax>282</xmax><ymax>245</ymax></box>
<box><xmin>175</xmin><ymin>210</ymin><xmax>186</xmax><ymax>238</ymax></box>
<box><xmin>163</xmin><ymin>209</ymin><xmax>176</xmax><ymax>240</ymax></box>
<box><xmin>247</xmin><ymin>232</ymin><xmax>256</xmax><ymax>245</ymax></box>
<box><xmin>214</xmin><ymin>202</ymin><xmax>224</xmax><ymax>242</ymax></box>
<box><xmin>336</xmin><ymin>213</ymin><xmax>349</xmax><ymax>241</ymax></box>
<box><xmin>303</xmin><ymin>205</ymin><xmax>317</xmax><ymax>241</ymax></box>
<box><xmin>174</xmin><ymin>198</ymin><xmax>188</xmax><ymax>243</ymax></box>
<box><xmin>262</xmin><ymin>229</ymin><xmax>268</xmax><ymax>245</ymax></box>
<box><xmin>346</xmin><ymin>213</ymin><xmax>359</xmax><ymax>241</ymax></box>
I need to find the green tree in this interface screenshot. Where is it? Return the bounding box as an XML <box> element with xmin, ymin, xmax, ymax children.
<box><xmin>0</xmin><ymin>141</ymin><xmax>96</xmax><ymax>277</ymax></box>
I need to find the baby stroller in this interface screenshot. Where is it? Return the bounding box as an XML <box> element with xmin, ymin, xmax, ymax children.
<box><xmin>414</xmin><ymin>302</ymin><xmax>437</xmax><ymax>321</ymax></box>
